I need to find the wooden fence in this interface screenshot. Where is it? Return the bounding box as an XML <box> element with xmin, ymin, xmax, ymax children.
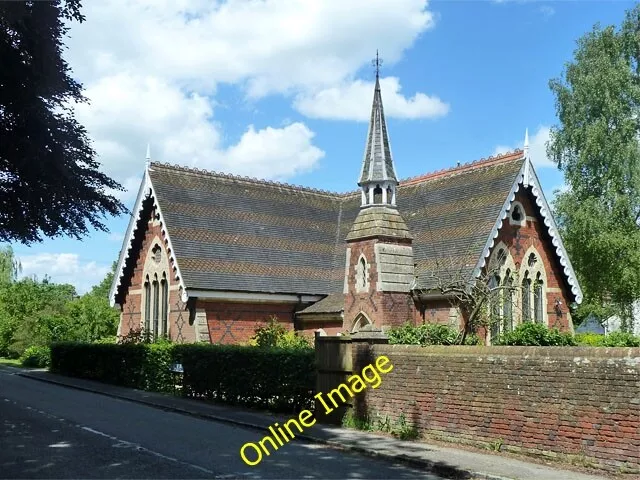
<box><xmin>314</xmin><ymin>333</ymin><xmax>353</xmax><ymax>424</ymax></box>
<box><xmin>314</xmin><ymin>328</ymin><xmax>389</xmax><ymax>424</ymax></box>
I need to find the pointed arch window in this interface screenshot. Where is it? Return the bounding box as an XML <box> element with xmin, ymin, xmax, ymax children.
<box><xmin>373</xmin><ymin>185</ymin><xmax>383</xmax><ymax>204</ymax></box>
<box><xmin>161</xmin><ymin>273</ymin><xmax>169</xmax><ymax>338</ymax></box>
<box><xmin>503</xmin><ymin>271</ymin><xmax>513</xmax><ymax>332</ymax></box>
<box><xmin>489</xmin><ymin>274</ymin><xmax>501</xmax><ymax>342</ymax></box>
<box><xmin>144</xmin><ymin>277</ymin><xmax>151</xmax><ymax>333</ymax></box>
<box><xmin>522</xmin><ymin>273</ymin><xmax>532</xmax><ymax>322</ymax></box>
<box><xmin>359</xmin><ymin>257</ymin><xmax>367</xmax><ymax>289</ymax></box>
<box><xmin>152</xmin><ymin>275</ymin><xmax>159</xmax><ymax>340</ymax></box>
<box><xmin>534</xmin><ymin>272</ymin><xmax>544</xmax><ymax>324</ymax></box>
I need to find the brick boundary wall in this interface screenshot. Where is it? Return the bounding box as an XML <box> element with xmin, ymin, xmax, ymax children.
<box><xmin>352</xmin><ymin>344</ymin><xmax>640</xmax><ymax>473</ymax></box>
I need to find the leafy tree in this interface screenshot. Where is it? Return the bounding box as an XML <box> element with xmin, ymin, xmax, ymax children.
<box><xmin>0</xmin><ymin>277</ymin><xmax>76</xmax><ymax>356</ymax></box>
<box><xmin>0</xmin><ymin>1</ymin><xmax>126</xmax><ymax>244</ymax></box>
<box><xmin>89</xmin><ymin>261</ymin><xmax>117</xmax><ymax>299</ymax></box>
<box><xmin>66</xmin><ymin>295</ymin><xmax>118</xmax><ymax>342</ymax></box>
<box><xmin>0</xmin><ymin>246</ymin><xmax>21</xmax><ymax>284</ymax></box>
<box><xmin>548</xmin><ymin>4</ymin><xmax>640</xmax><ymax>325</ymax></box>
<box><xmin>0</xmin><ymin>264</ymin><xmax>119</xmax><ymax>356</ymax></box>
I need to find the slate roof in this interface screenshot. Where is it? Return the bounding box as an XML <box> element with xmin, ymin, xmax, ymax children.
<box><xmin>136</xmin><ymin>151</ymin><xmax>526</xmax><ymax>301</ymax></box>
<box><xmin>297</xmin><ymin>293</ymin><xmax>345</xmax><ymax>315</ymax></box>
<box><xmin>345</xmin><ymin>206</ymin><xmax>412</xmax><ymax>241</ymax></box>
<box><xmin>148</xmin><ymin>166</ymin><xmax>345</xmax><ymax>296</ymax></box>
<box><xmin>358</xmin><ymin>76</ymin><xmax>397</xmax><ymax>185</ymax></box>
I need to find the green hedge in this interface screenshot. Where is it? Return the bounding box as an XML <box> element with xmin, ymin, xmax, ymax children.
<box><xmin>50</xmin><ymin>342</ymin><xmax>315</xmax><ymax>413</ymax></box>
<box><xmin>174</xmin><ymin>344</ymin><xmax>314</xmax><ymax>412</ymax></box>
<box><xmin>50</xmin><ymin>342</ymin><xmax>149</xmax><ymax>388</ymax></box>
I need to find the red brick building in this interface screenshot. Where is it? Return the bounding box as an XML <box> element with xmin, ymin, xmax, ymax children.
<box><xmin>109</xmin><ymin>76</ymin><xmax>583</xmax><ymax>345</ymax></box>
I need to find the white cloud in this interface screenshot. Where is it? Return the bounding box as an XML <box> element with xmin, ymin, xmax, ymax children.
<box><xmin>222</xmin><ymin>123</ymin><xmax>324</xmax><ymax>178</ymax></box>
<box><xmin>539</xmin><ymin>5</ymin><xmax>555</xmax><ymax>17</ymax></box>
<box><xmin>19</xmin><ymin>253</ymin><xmax>111</xmax><ymax>295</ymax></box>
<box><xmin>74</xmin><ymin>73</ymin><xmax>324</xmax><ymax>201</ymax></box>
<box><xmin>493</xmin><ymin>145</ymin><xmax>513</xmax><ymax>156</ymax></box>
<box><xmin>492</xmin><ymin>126</ymin><xmax>554</xmax><ymax>168</ymax></box>
<box><xmin>294</xmin><ymin>77</ymin><xmax>449</xmax><ymax>121</ymax></box>
<box><xmin>62</xmin><ymin>1</ymin><xmax>437</xmax><ymax>201</ymax></box>
<box><xmin>65</xmin><ymin>0</ymin><xmax>435</xmax><ymax>97</ymax></box>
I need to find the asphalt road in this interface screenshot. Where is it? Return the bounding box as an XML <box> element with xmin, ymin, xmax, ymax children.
<box><xmin>0</xmin><ymin>367</ymin><xmax>443</xmax><ymax>479</ymax></box>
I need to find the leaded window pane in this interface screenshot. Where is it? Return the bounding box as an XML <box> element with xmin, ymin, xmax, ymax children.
<box><xmin>152</xmin><ymin>280</ymin><xmax>159</xmax><ymax>340</ymax></box>
<box><xmin>161</xmin><ymin>280</ymin><xmax>168</xmax><ymax>337</ymax></box>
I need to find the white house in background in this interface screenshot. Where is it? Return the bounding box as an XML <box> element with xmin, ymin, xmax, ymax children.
<box><xmin>604</xmin><ymin>301</ymin><xmax>640</xmax><ymax>335</ymax></box>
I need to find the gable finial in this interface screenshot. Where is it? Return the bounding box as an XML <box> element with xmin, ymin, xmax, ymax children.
<box><xmin>372</xmin><ymin>49</ymin><xmax>383</xmax><ymax>81</ymax></box>
<box><xmin>145</xmin><ymin>143</ymin><xmax>151</xmax><ymax>169</ymax></box>
<box><xmin>523</xmin><ymin>128</ymin><xmax>533</xmax><ymax>187</ymax></box>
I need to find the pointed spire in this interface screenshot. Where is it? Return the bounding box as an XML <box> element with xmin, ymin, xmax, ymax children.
<box><xmin>523</xmin><ymin>128</ymin><xmax>530</xmax><ymax>160</ymax></box>
<box><xmin>357</xmin><ymin>51</ymin><xmax>398</xmax><ymax>207</ymax></box>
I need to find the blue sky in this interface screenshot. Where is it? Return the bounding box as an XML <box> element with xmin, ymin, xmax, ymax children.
<box><xmin>9</xmin><ymin>0</ymin><xmax>637</xmax><ymax>293</ymax></box>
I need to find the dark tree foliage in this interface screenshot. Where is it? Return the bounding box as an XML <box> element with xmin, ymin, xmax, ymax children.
<box><xmin>0</xmin><ymin>1</ymin><xmax>126</xmax><ymax>244</ymax></box>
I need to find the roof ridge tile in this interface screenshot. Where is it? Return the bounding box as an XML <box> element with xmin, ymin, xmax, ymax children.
<box><xmin>399</xmin><ymin>150</ymin><xmax>524</xmax><ymax>186</ymax></box>
<box><xmin>150</xmin><ymin>162</ymin><xmax>343</xmax><ymax>197</ymax></box>
<box><xmin>151</xmin><ymin>149</ymin><xmax>524</xmax><ymax>197</ymax></box>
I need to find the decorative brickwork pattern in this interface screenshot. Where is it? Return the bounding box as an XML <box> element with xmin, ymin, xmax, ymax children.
<box><xmin>199</xmin><ymin>301</ymin><xmax>298</xmax><ymax>344</ymax></box>
<box><xmin>494</xmin><ymin>188</ymin><xmax>573</xmax><ymax>331</ymax></box>
<box><xmin>118</xmin><ymin>200</ymin><xmax>195</xmax><ymax>342</ymax></box>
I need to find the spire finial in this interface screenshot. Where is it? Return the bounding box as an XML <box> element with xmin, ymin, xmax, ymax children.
<box><xmin>372</xmin><ymin>49</ymin><xmax>383</xmax><ymax>80</ymax></box>
<box><xmin>523</xmin><ymin>128</ymin><xmax>530</xmax><ymax>160</ymax></box>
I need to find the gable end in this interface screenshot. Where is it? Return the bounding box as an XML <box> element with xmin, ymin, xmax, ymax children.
<box><xmin>472</xmin><ymin>159</ymin><xmax>583</xmax><ymax>304</ymax></box>
<box><xmin>109</xmin><ymin>166</ymin><xmax>188</xmax><ymax>307</ymax></box>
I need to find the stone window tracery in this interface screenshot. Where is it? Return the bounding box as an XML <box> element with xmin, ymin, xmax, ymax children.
<box><xmin>519</xmin><ymin>246</ymin><xmax>548</xmax><ymax>326</ymax></box>
<box><xmin>487</xmin><ymin>242</ymin><xmax>517</xmax><ymax>344</ymax></box>
<box><xmin>141</xmin><ymin>238</ymin><xmax>171</xmax><ymax>340</ymax></box>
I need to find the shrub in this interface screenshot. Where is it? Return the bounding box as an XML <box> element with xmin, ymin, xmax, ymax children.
<box><xmin>601</xmin><ymin>331</ymin><xmax>640</xmax><ymax>347</ymax></box>
<box><xmin>20</xmin><ymin>345</ymin><xmax>51</xmax><ymax>368</ymax></box>
<box><xmin>575</xmin><ymin>333</ymin><xmax>605</xmax><ymax>346</ymax></box>
<box><xmin>497</xmin><ymin>323</ymin><xmax>577</xmax><ymax>346</ymax></box>
<box><xmin>252</xmin><ymin>316</ymin><xmax>311</xmax><ymax>350</ymax></box>
<box><xmin>463</xmin><ymin>333</ymin><xmax>482</xmax><ymax>345</ymax></box>
<box><xmin>388</xmin><ymin>323</ymin><xmax>460</xmax><ymax>346</ymax></box>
